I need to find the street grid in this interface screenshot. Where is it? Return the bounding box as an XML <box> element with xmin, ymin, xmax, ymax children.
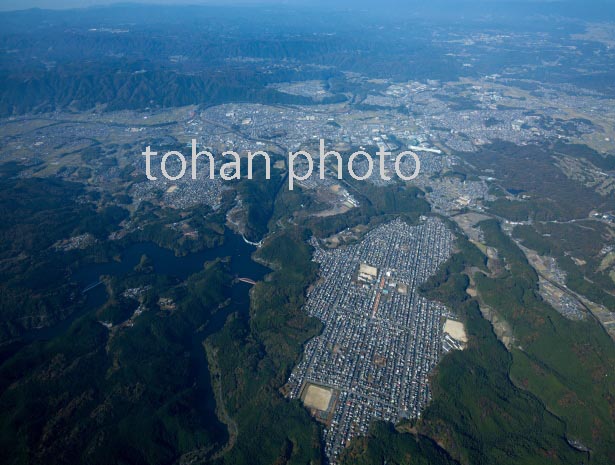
<box><xmin>286</xmin><ymin>217</ymin><xmax>454</xmax><ymax>463</ymax></box>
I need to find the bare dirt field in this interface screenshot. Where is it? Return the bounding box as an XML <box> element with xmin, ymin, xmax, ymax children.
<box><xmin>303</xmin><ymin>384</ymin><xmax>333</xmax><ymax>411</ymax></box>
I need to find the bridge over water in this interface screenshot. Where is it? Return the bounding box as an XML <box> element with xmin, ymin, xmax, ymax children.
<box><xmin>82</xmin><ymin>281</ymin><xmax>103</xmax><ymax>293</ymax></box>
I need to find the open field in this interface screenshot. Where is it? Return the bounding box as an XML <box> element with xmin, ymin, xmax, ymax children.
<box><xmin>302</xmin><ymin>384</ymin><xmax>333</xmax><ymax>412</ymax></box>
<box><xmin>443</xmin><ymin>319</ymin><xmax>468</xmax><ymax>343</ymax></box>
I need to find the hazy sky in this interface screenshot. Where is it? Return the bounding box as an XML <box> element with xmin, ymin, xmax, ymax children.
<box><xmin>0</xmin><ymin>0</ymin><xmax>288</xmax><ymax>10</ymax></box>
<box><xmin>0</xmin><ymin>0</ymin><xmax>244</xmax><ymax>11</ymax></box>
<box><xmin>0</xmin><ymin>0</ymin><xmax>592</xmax><ymax>10</ymax></box>
<box><xmin>0</xmin><ymin>0</ymin><xmax>609</xmax><ymax>13</ymax></box>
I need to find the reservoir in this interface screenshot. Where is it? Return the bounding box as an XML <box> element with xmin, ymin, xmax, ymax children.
<box><xmin>17</xmin><ymin>228</ymin><xmax>269</xmax><ymax>450</ymax></box>
<box><xmin>23</xmin><ymin>228</ymin><xmax>269</xmax><ymax>341</ymax></box>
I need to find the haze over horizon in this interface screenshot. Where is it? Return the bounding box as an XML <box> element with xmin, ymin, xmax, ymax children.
<box><xmin>0</xmin><ymin>0</ymin><xmax>612</xmax><ymax>12</ymax></box>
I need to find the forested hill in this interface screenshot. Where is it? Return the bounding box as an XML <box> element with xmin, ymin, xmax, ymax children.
<box><xmin>0</xmin><ymin>67</ymin><xmax>330</xmax><ymax>116</ymax></box>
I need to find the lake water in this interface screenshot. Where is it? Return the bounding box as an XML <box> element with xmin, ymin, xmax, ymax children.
<box><xmin>19</xmin><ymin>229</ymin><xmax>270</xmax><ymax>449</ymax></box>
<box><xmin>22</xmin><ymin>229</ymin><xmax>269</xmax><ymax>340</ymax></box>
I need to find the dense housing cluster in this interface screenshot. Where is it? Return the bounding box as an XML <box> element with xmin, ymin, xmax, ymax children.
<box><xmin>286</xmin><ymin>217</ymin><xmax>454</xmax><ymax>463</ymax></box>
